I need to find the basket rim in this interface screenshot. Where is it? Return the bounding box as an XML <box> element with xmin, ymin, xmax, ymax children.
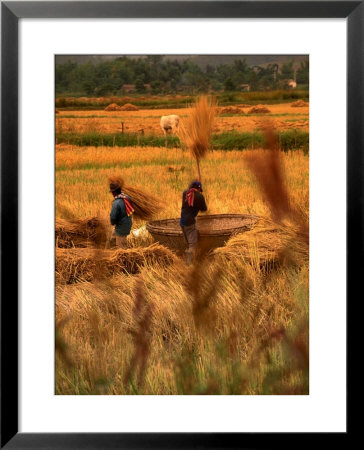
<box><xmin>146</xmin><ymin>213</ymin><xmax>259</xmax><ymax>237</ymax></box>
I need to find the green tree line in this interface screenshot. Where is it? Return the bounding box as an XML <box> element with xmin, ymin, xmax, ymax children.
<box><xmin>56</xmin><ymin>56</ymin><xmax>309</xmax><ymax>96</ymax></box>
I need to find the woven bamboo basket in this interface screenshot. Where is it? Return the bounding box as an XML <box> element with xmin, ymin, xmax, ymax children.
<box><xmin>146</xmin><ymin>214</ymin><xmax>259</xmax><ymax>254</ymax></box>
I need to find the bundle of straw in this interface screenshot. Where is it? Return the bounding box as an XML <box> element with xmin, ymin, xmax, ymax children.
<box><xmin>179</xmin><ymin>96</ymin><xmax>217</xmax><ymax>181</ymax></box>
<box><xmin>56</xmin><ymin>244</ymin><xmax>177</xmax><ymax>284</ymax></box>
<box><xmin>213</xmin><ymin>217</ymin><xmax>308</xmax><ymax>267</ymax></box>
<box><xmin>56</xmin><ymin>216</ymin><xmax>108</xmax><ymax>248</ymax></box>
<box><xmin>108</xmin><ymin>176</ymin><xmax>165</xmax><ymax>220</ymax></box>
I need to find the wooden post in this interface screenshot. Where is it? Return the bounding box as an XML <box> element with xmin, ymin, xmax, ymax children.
<box><xmin>113</xmin><ymin>135</ymin><xmax>116</xmax><ymax>147</ymax></box>
<box><xmin>121</xmin><ymin>122</ymin><xmax>124</xmax><ymax>134</ymax></box>
<box><xmin>294</xmin><ymin>129</ymin><xmax>297</xmax><ymax>148</ymax></box>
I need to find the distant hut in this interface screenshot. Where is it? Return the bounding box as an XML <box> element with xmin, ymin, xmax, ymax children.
<box><xmin>238</xmin><ymin>84</ymin><xmax>251</xmax><ymax>92</ymax></box>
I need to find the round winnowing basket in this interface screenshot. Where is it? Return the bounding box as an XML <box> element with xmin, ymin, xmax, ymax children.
<box><xmin>146</xmin><ymin>214</ymin><xmax>259</xmax><ymax>254</ymax></box>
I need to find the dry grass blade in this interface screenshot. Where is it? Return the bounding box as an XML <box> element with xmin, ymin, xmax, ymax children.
<box><xmin>241</xmin><ymin>124</ymin><xmax>308</xmax><ymax>265</ymax></box>
<box><xmin>179</xmin><ymin>95</ymin><xmax>217</xmax><ymax>179</ymax></box>
<box><xmin>184</xmin><ymin>264</ymin><xmax>222</xmax><ymax>332</ymax></box>
<box><xmin>55</xmin><ymin>316</ymin><xmax>74</xmax><ymax>368</ymax></box>
<box><xmin>244</xmin><ymin>125</ymin><xmax>291</xmax><ymax>222</ymax></box>
<box><xmin>124</xmin><ymin>277</ymin><xmax>153</xmax><ymax>386</ymax></box>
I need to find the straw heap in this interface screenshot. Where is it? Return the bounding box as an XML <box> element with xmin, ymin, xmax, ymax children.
<box><xmin>56</xmin><ymin>244</ymin><xmax>177</xmax><ymax>284</ymax></box>
<box><xmin>213</xmin><ymin>217</ymin><xmax>308</xmax><ymax>266</ymax></box>
<box><xmin>56</xmin><ymin>217</ymin><xmax>108</xmax><ymax>248</ymax></box>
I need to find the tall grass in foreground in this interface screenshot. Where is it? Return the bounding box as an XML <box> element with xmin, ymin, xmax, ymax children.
<box><xmin>56</xmin><ymin>258</ymin><xmax>308</xmax><ymax>394</ymax></box>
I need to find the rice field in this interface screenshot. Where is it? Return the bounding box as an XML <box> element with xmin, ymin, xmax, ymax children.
<box><xmin>56</xmin><ymin>102</ymin><xmax>309</xmax><ymax>136</ymax></box>
<box><xmin>55</xmin><ymin>101</ymin><xmax>309</xmax><ymax>396</ymax></box>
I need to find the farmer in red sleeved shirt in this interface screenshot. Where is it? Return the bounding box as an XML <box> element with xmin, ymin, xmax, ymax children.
<box><xmin>180</xmin><ymin>180</ymin><xmax>207</xmax><ymax>265</ymax></box>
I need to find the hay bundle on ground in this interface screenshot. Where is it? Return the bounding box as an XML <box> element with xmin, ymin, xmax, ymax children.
<box><xmin>291</xmin><ymin>100</ymin><xmax>308</xmax><ymax>108</ymax></box>
<box><xmin>219</xmin><ymin>106</ymin><xmax>244</xmax><ymax>114</ymax></box>
<box><xmin>56</xmin><ymin>244</ymin><xmax>177</xmax><ymax>284</ymax></box>
<box><xmin>121</xmin><ymin>103</ymin><xmax>139</xmax><ymax>111</ymax></box>
<box><xmin>56</xmin><ymin>217</ymin><xmax>108</xmax><ymax>248</ymax></box>
<box><xmin>213</xmin><ymin>218</ymin><xmax>308</xmax><ymax>266</ymax></box>
<box><xmin>105</xmin><ymin>103</ymin><xmax>122</xmax><ymax>111</ymax></box>
<box><xmin>179</xmin><ymin>96</ymin><xmax>217</xmax><ymax>180</ymax></box>
<box><xmin>108</xmin><ymin>176</ymin><xmax>165</xmax><ymax>220</ymax></box>
<box><xmin>167</xmin><ymin>165</ymin><xmax>185</xmax><ymax>173</ymax></box>
<box><xmin>248</xmin><ymin>105</ymin><xmax>271</xmax><ymax>114</ymax></box>
<box><xmin>55</xmin><ymin>109</ymin><xmax>60</xmax><ymax>114</ymax></box>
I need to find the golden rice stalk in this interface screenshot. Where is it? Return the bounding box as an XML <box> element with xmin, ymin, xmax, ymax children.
<box><xmin>179</xmin><ymin>96</ymin><xmax>217</xmax><ymax>179</ymax></box>
<box><xmin>55</xmin><ymin>244</ymin><xmax>177</xmax><ymax>284</ymax></box>
<box><xmin>244</xmin><ymin>123</ymin><xmax>309</xmax><ymax>240</ymax></box>
<box><xmin>123</xmin><ymin>185</ymin><xmax>165</xmax><ymax>220</ymax></box>
<box><xmin>108</xmin><ymin>176</ymin><xmax>164</xmax><ymax>220</ymax></box>
<box><xmin>244</xmin><ymin>125</ymin><xmax>291</xmax><ymax>222</ymax></box>
<box><xmin>213</xmin><ymin>217</ymin><xmax>308</xmax><ymax>266</ymax></box>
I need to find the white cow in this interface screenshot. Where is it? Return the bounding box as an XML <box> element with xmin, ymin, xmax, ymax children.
<box><xmin>160</xmin><ymin>115</ymin><xmax>180</xmax><ymax>137</ymax></box>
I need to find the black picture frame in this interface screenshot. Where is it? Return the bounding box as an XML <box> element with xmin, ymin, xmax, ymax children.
<box><xmin>1</xmin><ymin>1</ymin><xmax>359</xmax><ymax>448</ymax></box>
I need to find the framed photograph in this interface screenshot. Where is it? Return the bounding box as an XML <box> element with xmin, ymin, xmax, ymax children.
<box><xmin>1</xmin><ymin>1</ymin><xmax>358</xmax><ymax>447</ymax></box>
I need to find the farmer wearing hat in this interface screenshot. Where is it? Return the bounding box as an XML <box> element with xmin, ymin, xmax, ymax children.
<box><xmin>109</xmin><ymin>181</ymin><xmax>134</xmax><ymax>247</ymax></box>
<box><xmin>180</xmin><ymin>180</ymin><xmax>207</xmax><ymax>265</ymax></box>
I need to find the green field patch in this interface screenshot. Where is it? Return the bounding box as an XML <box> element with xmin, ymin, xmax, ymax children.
<box><xmin>56</xmin><ymin>130</ymin><xmax>309</xmax><ymax>153</ymax></box>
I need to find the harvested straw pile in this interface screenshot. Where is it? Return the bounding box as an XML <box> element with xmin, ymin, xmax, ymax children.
<box><xmin>56</xmin><ymin>217</ymin><xmax>108</xmax><ymax>248</ymax></box>
<box><xmin>55</xmin><ymin>109</ymin><xmax>60</xmax><ymax>114</ymax></box>
<box><xmin>56</xmin><ymin>244</ymin><xmax>177</xmax><ymax>284</ymax></box>
<box><xmin>291</xmin><ymin>100</ymin><xmax>308</xmax><ymax>108</ymax></box>
<box><xmin>219</xmin><ymin>106</ymin><xmax>244</xmax><ymax>114</ymax></box>
<box><xmin>108</xmin><ymin>176</ymin><xmax>165</xmax><ymax>220</ymax></box>
<box><xmin>248</xmin><ymin>105</ymin><xmax>271</xmax><ymax>114</ymax></box>
<box><xmin>179</xmin><ymin>96</ymin><xmax>217</xmax><ymax>180</ymax></box>
<box><xmin>104</xmin><ymin>103</ymin><xmax>122</xmax><ymax>111</ymax></box>
<box><xmin>167</xmin><ymin>165</ymin><xmax>185</xmax><ymax>173</ymax></box>
<box><xmin>121</xmin><ymin>103</ymin><xmax>139</xmax><ymax>111</ymax></box>
<box><xmin>213</xmin><ymin>217</ymin><xmax>308</xmax><ymax>266</ymax></box>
